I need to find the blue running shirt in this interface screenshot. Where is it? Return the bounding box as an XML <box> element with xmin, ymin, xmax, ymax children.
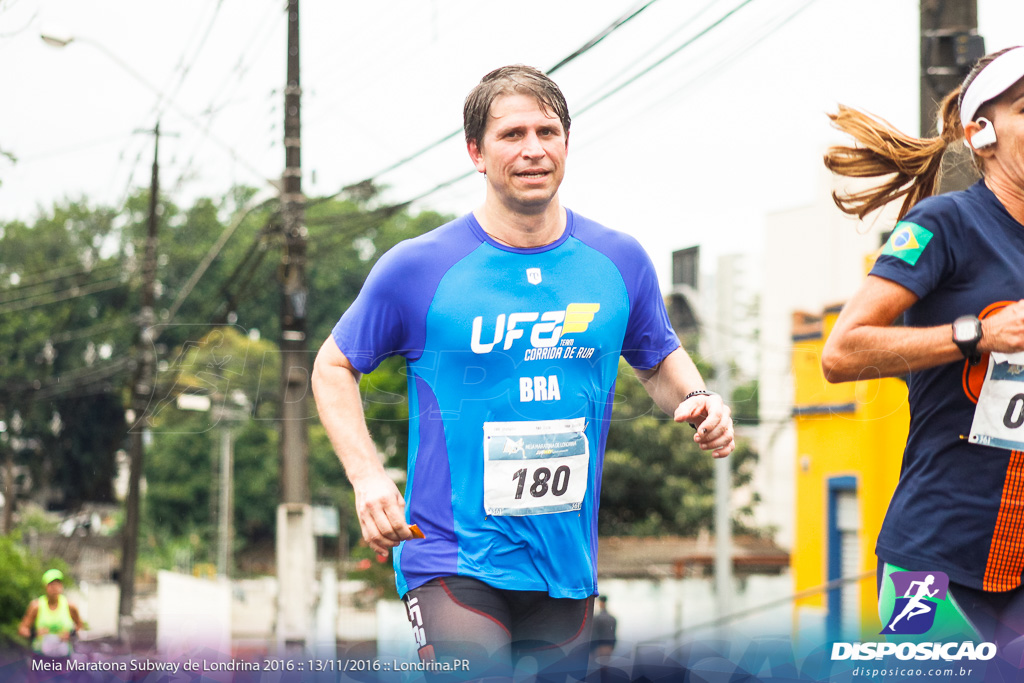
<box><xmin>332</xmin><ymin>209</ymin><xmax>680</xmax><ymax>598</ymax></box>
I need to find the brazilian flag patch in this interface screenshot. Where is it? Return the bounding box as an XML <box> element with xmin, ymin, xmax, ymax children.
<box><xmin>882</xmin><ymin>221</ymin><xmax>933</xmax><ymax>266</ymax></box>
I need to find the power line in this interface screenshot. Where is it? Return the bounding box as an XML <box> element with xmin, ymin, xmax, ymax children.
<box><xmin>312</xmin><ymin>0</ymin><xmax>662</xmax><ymax>207</ymax></box>
<box><xmin>376</xmin><ymin>0</ymin><xmax>762</xmax><ymax>210</ymax></box>
<box><xmin>572</xmin><ymin>0</ymin><xmax>722</xmax><ymax>107</ymax></box>
<box><xmin>1</xmin><ymin>258</ymin><xmax>121</xmax><ymax>292</ymax></box>
<box><xmin>0</xmin><ymin>7</ymin><xmax>36</xmax><ymax>39</ymax></box>
<box><xmin>15</xmin><ymin>132</ymin><xmax>134</xmax><ymax>164</ymax></box>
<box><xmin>49</xmin><ymin>318</ymin><xmax>132</xmax><ymax>345</ymax></box>
<box><xmin>206</xmin><ymin>217</ymin><xmax>279</xmax><ymax>326</ymax></box>
<box><xmin>646</xmin><ymin>0</ymin><xmax>822</xmax><ymax>110</ymax></box>
<box><xmin>153</xmin><ymin>0</ymin><xmax>226</xmax><ymax>124</ymax></box>
<box><xmin>0</xmin><ymin>276</ymin><xmax>126</xmax><ymax>315</ymax></box>
<box><xmin>305</xmin><ymin>2</ymin><xmax>478</xmax><ymax>124</ymax></box>
<box><xmin>163</xmin><ymin>193</ymin><xmax>277</xmax><ymax>325</ymax></box>
<box><xmin>33</xmin><ymin>357</ymin><xmax>133</xmax><ymax>401</ymax></box>
<box><xmin>547</xmin><ymin>0</ymin><xmax>662</xmax><ymax>72</ymax></box>
<box><xmin>571</xmin><ymin>0</ymin><xmax>820</xmax><ymax>154</ymax></box>
<box><xmin>574</xmin><ymin>0</ymin><xmax>757</xmax><ymax>118</ymax></box>
<box><xmin>169</xmin><ymin>3</ymin><xmax>283</xmax><ymax>194</ymax></box>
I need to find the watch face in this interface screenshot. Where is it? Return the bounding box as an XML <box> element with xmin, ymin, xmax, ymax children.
<box><xmin>953</xmin><ymin>317</ymin><xmax>980</xmax><ymax>341</ymax></box>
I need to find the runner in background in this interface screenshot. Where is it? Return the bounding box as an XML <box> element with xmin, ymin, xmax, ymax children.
<box><xmin>19</xmin><ymin>569</ymin><xmax>83</xmax><ymax>660</ymax></box>
<box><xmin>591</xmin><ymin>595</ymin><xmax>618</xmax><ymax>658</ymax></box>
<box><xmin>822</xmin><ymin>46</ymin><xmax>1024</xmax><ymax>646</ymax></box>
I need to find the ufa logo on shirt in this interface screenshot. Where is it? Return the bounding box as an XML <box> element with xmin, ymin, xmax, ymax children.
<box><xmin>881</xmin><ymin>571</ymin><xmax>949</xmax><ymax>635</ymax></box>
<box><xmin>470</xmin><ymin>304</ymin><xmax>600</xmax><ymax>354</ymax></box>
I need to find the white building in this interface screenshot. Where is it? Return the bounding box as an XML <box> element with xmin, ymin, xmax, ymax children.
<box><xmin>755</xmin><ymin>169</ymin><xmax>898</xmax><ymax>549</ymax></box>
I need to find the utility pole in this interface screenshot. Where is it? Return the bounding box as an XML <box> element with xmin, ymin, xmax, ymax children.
<box><xmin>119</xmin><ymin>122</ymin><xmax>167</xmax><ymax>641</ymax></box>
<box><xmin>713</xmin><ymin>255</ymin><xmax>736</xmax><ymax>636</ymax></box>
<box><xmin>276</xmin><ymin>0</ymin><xmax>315</xmax><ymax>648</ymax></box>
<box><xmin>920</xmin><ymin>0</ymin><xmax>984</xmax><ymax>193</ymax></box>
<box><xmin>2</xmin><ymin>446</ymin><xmax>13</xmax><ymax>535</ymax></box>
<box><xmin>1</xmin><ymin>398</ymin><xmax>20</xmax><ymax>536</ymax></box>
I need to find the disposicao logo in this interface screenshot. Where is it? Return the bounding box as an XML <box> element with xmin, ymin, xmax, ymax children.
<box><xmin>831</xmin><ymin>570</ymin><xmax>997</xmax><ymax>663</ymax></box>
<box><xmin>882</xmin><ymin>571</ymin><xmax>947</xmax><ymax>635</ymax></box>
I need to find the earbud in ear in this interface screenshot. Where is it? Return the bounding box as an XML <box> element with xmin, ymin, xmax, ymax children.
<box><xmin>969</xmin><ymin>117</ymin><xmax>997</xmax><ymax>149</ymax></box>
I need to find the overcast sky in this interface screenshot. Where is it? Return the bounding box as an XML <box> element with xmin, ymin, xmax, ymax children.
<box><xmin>2</xmin><ymin>0</ymin><xmax>1022</xmax><ymax>286</ymax></box>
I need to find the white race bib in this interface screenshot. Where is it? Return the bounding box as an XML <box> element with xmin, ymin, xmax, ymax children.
<box><xmin>968</xmin><ymin>351</ymin><xmax>1024</xmax><ymax>451</ymax></box>
<box><xmin>483</xmin><ymin>418</ymin><xmax>589</xmax><ymax>516</ymax></box>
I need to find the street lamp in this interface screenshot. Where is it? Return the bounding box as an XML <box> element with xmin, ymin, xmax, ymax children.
<box><xmin>39</xmin><ymin>32</ymin><xmax>272</xmax><ymax>188</ymax></box>
<box><xmin>40</xmin><ymin>33</ymin><xmax>167</xmax><ymax>102</ymax></box>
<box><xmin>176</xmin><ymin>391</ymin><xmax>251</xmax><ymax>579</ymax></box>
<box><xmin>40</xmin><ymin>34</ymin><xmax>72</xmax><ymax>48</ymax></box>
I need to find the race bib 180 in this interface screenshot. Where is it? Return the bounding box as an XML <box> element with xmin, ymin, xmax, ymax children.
<box><xmin>483</xmin><ymin>418</ymin><xmax>589</xmax><ymax>516</ymax></box>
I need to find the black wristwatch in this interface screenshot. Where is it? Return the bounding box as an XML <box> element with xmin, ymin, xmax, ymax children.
<box><xmin>952</xmin><ymin>315</ymin><xmax>983</xmax><ymax>366</ymax></box>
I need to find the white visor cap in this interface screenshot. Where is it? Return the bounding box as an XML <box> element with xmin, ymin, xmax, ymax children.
<box><xmin>960</xmin><ymin>46</ymin><xmax>1024</xmax><ymax>128</ymax></box>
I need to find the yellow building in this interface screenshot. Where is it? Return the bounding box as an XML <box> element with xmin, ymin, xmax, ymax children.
<box><xmin>790</xmin><ymin>303</ymin><xmax>908</xmax><ymax>642</ymax></box>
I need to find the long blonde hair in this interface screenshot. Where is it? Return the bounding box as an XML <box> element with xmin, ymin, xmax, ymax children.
<box><xmin>824</xmin><ymin>48</ymin><xmax>1016</xmax><ymax>221</ymax></box>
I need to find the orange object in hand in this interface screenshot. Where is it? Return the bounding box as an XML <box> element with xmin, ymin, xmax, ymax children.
<box><xmin>408</xmin><ymin>524</ymin><xmax>425</xmax><ymax>539</ymax></box>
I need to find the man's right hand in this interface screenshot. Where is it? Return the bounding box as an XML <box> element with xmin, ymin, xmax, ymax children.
<box><xmin>354</xmin><ymin>473</ymin><xmax>415</xmax><ymax>557</ymax></box>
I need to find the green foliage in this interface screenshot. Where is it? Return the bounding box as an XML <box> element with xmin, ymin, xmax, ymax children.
<box><xmin>359</xmin><ymin>356</ymin><xmax>412</xmax><ymax>470</ymax></box>
<box><xmin>133</xmin><ymin>191</ymin><xmax>443</xmax><ymax>567</ymax></box>
<box><xmin>232</xmin><ymin>422</ymin><xmax>279</xmax><ymax>543</ymax></box>
<box><xmin>346</xmin><ymin>544</ymin><xmax>399</xmax><ymax>599</ymax></box>
<box><xmin>0</xmin><ymin>199</ymin><xmax>130</xmax><ymax>510</ymax></box>
<box><xmin>600</xmin><ymin>359</ymin><xmax>761</xmax><ymax>536</ymax></box>
<box><xmin>144</xmin><ymin>327</ymin><xmax>282</xmax><ymax>548</ymax></box>
<box><xmin>732</xmin><ymin>378</ymin><xmax>759</xmax><ymax>426</ymax></box>
<box><xmin>0</xmin><ymin>533</ymin><xmax>70</xmax><ymax>647</ymax></box>
<box><xmin>0</xmin><ymin>185</ymin><xmax>446</xmax><ymax>571</ymax></box>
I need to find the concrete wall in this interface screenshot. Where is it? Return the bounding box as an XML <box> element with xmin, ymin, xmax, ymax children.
<box><xmin>156</xmin><ymin>571</ymin><xmax>232</xmax><ymax>656</ymax></box>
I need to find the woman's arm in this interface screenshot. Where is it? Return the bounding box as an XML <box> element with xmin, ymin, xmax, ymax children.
<box><xmin>821</xmin><ymin>275</ymin><xmax>957</xmax><ymax>382</ymax></box>
<box><xmin>823</xmin><ymin>275</ymin><xmax>1024</xmax><ymax>383</ymax></box>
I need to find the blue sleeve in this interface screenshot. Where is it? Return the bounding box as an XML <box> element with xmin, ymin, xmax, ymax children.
<box><xmin>869</xmin><ymin>195</ymin><xmax>959</xmax><ymax>299</ymax></box>
<box><xmin>620</xmin><ymin>245</ymin><xmax>680</xmax><ymax>370</ymax></box>
<box><xmin>331</xmin><ymin>245</ymin><xmax>410</xmax><ymax>374</ymax></box>
<box><xmin>331</xmin><ymin>215</ymin><xmax>484</xmax><ymax>374</ymax></box>
<box><xmin>572</xmin><ymin>213</ymin><xmax>680</xmax><ymax>370</ymax></box>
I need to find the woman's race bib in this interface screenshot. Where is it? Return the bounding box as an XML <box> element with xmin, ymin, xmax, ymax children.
<box><xmin>969</xmin><ymin>351</ymin><xmax>1024</xmax><ymax>451</ymax></box>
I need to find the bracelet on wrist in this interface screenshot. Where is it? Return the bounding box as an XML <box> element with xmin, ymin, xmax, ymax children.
<box><xmin>683</xmin><ymin>389</ymin><xmax>714</xmax><ymax>402</ymax></box>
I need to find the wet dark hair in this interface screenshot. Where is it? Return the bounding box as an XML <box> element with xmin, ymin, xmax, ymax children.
<box><xmin>463</xmin><ymin>65</ymin><xmax>571</xmax><ymax>147</ymax></box>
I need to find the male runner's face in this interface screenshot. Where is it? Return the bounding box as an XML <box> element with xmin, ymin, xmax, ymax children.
<box><xmin>469</xmin><ymin>93</ymin><xmax>568</xmax><ymax>215</ymax></box>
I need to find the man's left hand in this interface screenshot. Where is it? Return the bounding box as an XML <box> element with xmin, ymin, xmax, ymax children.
<box><xmin>674</xmin><ymin>393</ymin><xmax>735</xmax><ymax>458</ymax></box>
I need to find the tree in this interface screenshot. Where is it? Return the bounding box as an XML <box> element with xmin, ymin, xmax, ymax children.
<box><xmin>143</xmin><ymin>327</ymin><xmax>280</xmax><ymax>546</ymax></box>
<box><xmin>0</xmin><ymin>184</ymin><xmax>446</xmax><ymax>531</ymax></box>
<box><xmin>599</xmin><ymin>359</ymin><xmax>761</xmax><ymax>536</ymax></box>
<box><xmin>0</xmin><ymin>148</ymin><xmax>14</xmax><ymax>189</ymax></box>
<box><xmin>0</xmin><ymin>199</ymin><xmax>131</xmax><ymax>513</ymax></box>
<box><xmin>0</xmin><ymin>532</ymin><xmax>69</xmax><ymax>647</ymax></box>
<box><xmin>129</xmin><ymin>191</ymin><xmax>448</xmax><ymax>560</ymax></box>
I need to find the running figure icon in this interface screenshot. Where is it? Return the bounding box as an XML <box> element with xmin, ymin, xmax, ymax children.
<box><xmin>886</xmin><ymin>574</ymin><xmax>939</xmax><ymax>631</ymax></box>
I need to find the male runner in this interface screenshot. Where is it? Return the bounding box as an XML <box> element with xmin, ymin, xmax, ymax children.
<box><xmin>312</xmin><ymin>65</ymin><xmax>734</xmax><ymax>679</ymax></box>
